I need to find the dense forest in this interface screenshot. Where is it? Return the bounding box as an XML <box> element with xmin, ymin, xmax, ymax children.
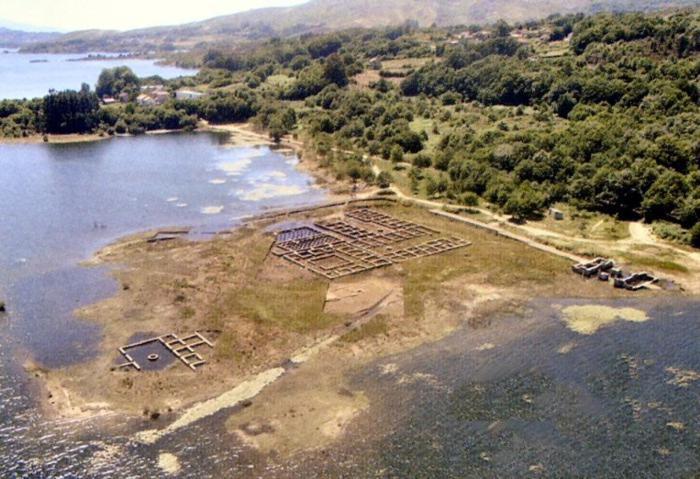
<box><xmin>2</xmin><ymin>10</ymin><xmax>699</xmax><ymax>243</ymax></box>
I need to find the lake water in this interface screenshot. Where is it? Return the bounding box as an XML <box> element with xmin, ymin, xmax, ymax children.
<box><xmin>0</xmin><ymin>132</ymin><xmax>329</xmax><ymax>475</ymax></box>
<box><xmin>0</xmin><ymin>132</ymin><xmax>326</xmax><ymax>362</ymax></box>
<box><xmin>0</xmin><ymin>51</ymin><xmax>197</xmax><ymax>100</ymax></box>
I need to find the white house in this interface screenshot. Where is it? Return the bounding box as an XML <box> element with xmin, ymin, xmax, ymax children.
<box><xmin>137</xmin><ymin>94</ymin><xmax>156</xmax><ymax>107</ymax></box>
<box><xmin>175</xmin><ymin>89</ymin><xmax>204</xmax><ymax>101</ymax></box>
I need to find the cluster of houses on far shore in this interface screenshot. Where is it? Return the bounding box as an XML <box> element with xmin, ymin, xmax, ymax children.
<box><xmin>102</xmin><ymin>86</ymin><xmax>204</xmax><ymax>107</ymax></box>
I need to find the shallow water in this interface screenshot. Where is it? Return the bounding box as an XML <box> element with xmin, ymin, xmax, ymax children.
<box><xmin>282</xmin><ymin>296</ymin><xmax>700</xmax><ymax>478</ymax></box>
<box><xmin>0</xmin><ymin>132</ymin><xmax>326</xmax><ymax>476</ymax></box>
<box><xmin>0</xmin><ymin>51</ymin><xmax>196</xmax><ymax>100</ymax></box>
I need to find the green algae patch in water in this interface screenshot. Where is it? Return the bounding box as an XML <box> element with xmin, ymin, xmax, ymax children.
<box><xmin>562</xmin><ymin>305</ymin><xmax>649</xmax><ymax>335</ymax></box>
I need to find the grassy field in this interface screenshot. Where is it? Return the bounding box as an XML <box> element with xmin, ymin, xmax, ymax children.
<box><xmin>380</xmin><ymin>204</ymin><xmax>572</xmax><ymax>320</ymax></box>
<box><xmin>227</xmin><ymin>277</ymin><xmax>333</xmax><ymax>332</ymax></box>
<box><xmin>264</xmin><ymin>74</ymin><xmax>294</xmax><ymax>88</ymax></box>
<box><xmin>619</xmin><ymin>252</ymin><xmax>690</xmax><ymax>274</ymax></box>
<box><xmin>534</xmin><ymin>205</ymin><xmax>630</xmax><ymax>241</ymax></box>
<box><xmin>409</xmin><ymin>116</ymin><xmax>441</xmax><ymax>154</ymax></box>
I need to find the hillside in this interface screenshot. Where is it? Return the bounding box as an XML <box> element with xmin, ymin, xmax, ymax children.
<box><xmin>20</xmin><ymin>0</ymin><xmax>700</xmax><ymax>53</ymax></box>
<box><xmin>0</xmin><ymin>27</ymin><xmax>60</xmax><ymax>48</ymax></box>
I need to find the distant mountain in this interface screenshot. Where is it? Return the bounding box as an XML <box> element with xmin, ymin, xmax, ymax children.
<box><xmin>0</xmin><ymin>27</ymin><xmax>60</xmax><ymax>48</ymax></box>
<box><xmin>20</xmin><ymin>0</ymin><xmax>700</xmax><ymax>53</ymax></box>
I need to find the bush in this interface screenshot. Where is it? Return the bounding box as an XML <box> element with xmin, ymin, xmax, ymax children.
<box><xmin>440</xmin><ymin>92</ymin><xmax>462</xmax><ymax>106</ymax></box>
<box><xmin>413</xmin><ymin>153</ymin><xmax>432</xmax><ymax>168</ymax></box>
<box><xmin>114</xmin><ymin>119</ymin><xmax>128</xmax><ymax>134</ymax></box>
<box><xmin>460</xmin><ymin>192</ymin><xmax>480</xmax><ymax>207</ymax></box>
<box><xmin>653</xmin><ymin>222</ymin><xmax>690</xmax><ymax>245</ymax></box>
<box><xmin>390</xmin><ymin>145</ymin><xmax>404</xmax><ymax>162</ymax></box>
<box><xmin>376</xmin><ymin>171</ymin><xmax>393</xmax><ymax>188</ymax></box>
<box><xmin>504</xmin><ymin>183</ymin><xmax>547</xmax><ymax>221</ymax></box>
<box><xmin>691</xmin><ymin>223</ymin><xmax>700</xmax><ymax>248</ymax></box>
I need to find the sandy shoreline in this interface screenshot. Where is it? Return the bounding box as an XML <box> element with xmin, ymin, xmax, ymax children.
<box><xmin>0</xmin><ymin>122</ymin><xmax>295</xmax><ymax>147</ymax></box>
<box><xmin>0</xmin><ymin>132</ymin><xmax>110</xmax><ymax>145</ymax></box>
<box><xmin>0</xmin><ymin>122</ymin><xmax>346</xmax><ymax>195</ymax></box>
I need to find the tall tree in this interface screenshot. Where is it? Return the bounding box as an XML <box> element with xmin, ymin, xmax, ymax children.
<box><xmin>96</xmin><ymin>66</ymin><xmax>140</xmax><ymax>99</ymax></box>
<box><xmin>43</xmin><ymin>84</ymin><xmax>99</xmax><ymax>134</ymax></box>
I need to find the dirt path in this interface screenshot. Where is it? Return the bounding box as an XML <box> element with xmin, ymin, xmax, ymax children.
<box><xmin>383</xmin><ymin>180</ymin><xmax>700</xmax><ymax>270</ymax></box>
<box><xmin>627</xmin><ymin>222</ymin><xmax>656</xmax><ymax>245</ymax></box>
<box><xmin>591</xmin><ymin>219</ymin><xmax>605</xmax><ymax>233</ymax></box>
<box><xmin>624</xmin><ymin>222</ymin><xmax>700</xmax><ymax>265</ymax></box>
<box><xmin>430</xmin><ymin>209</ymin><xmax>586</xmax><ymax>263</ymax></box>
<box><xmin>383</xmin><ymin>185</ymin><xmax>584</xmax><ymax>263</ymax></box>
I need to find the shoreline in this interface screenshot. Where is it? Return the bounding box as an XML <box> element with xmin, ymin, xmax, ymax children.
<box><xmin>9</xmin><ymin>127</ymin><xmax>356</xmax><ymax>419</ymax></box>
<box><xmin>0</xmin><ymin>132</ymin><xmax>110</xmax><ymax>145</ymax></box>
<box><xmin>6</xmin><ymin>123</ymin><xmax>688</xmax><ymax>467</ymax></box>
<box><xmin>19</xmin><ymin>196</ymin><xmax>682</xmax><ymax>467</ymax></box>
<box><xmin>30</xmin><ymin>200</ymin><xmax>641</xmax><ymax>413</ymax></box>
<box><xmin>16</xmin><ymin>186</ymin><xmax>684</xmax><ymax>470</ymax></box>
<box><xmin>0</xmin><ymin>127</ymin><xmax>200</xmax><ymax>145</ymax></box>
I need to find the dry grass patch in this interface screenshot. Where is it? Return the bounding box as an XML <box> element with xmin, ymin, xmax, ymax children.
<box><xmin>340</xmin><ymin>315</ymin><xmax>389</xmax><ymax>343</ymax></box>
<box><xmin>375</xmin><ymin>204</ymin><xmax>570</xmax><ymax>320</ymax></box>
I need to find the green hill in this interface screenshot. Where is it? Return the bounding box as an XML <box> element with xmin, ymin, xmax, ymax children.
<box><xmin>20</xmin><ymin>0</ymin><xmax>700</xmax><ymax>52</ymax></box>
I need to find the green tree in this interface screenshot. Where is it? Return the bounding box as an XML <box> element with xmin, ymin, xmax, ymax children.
<box><xmin>268</xmin><ymin>115</ymin><xmax>286</xmax><ymax>143</ymax></box>
<box><xmin>504</xmin><ymin>183</ymin><xmax>547</xmax><ymax>221</ymax></box>
<box><xmin>43</xmin><ymin>85</ymin><xmax>99</xmax><ymax>134</ymax></box>
<box><xmin>307</xmin><ymin>35</ymin><xmax>343</xmax><ymax>59</ymax></box>
<box><xmin>641</xmin><ymin>171</ymin><xmax>688</xmax><ymax>221</ymax></box>
<box><xmin>494</xmin><ymin>20</ymin><xmax>512</xmax><ymax>37</ymax></box>
<box><xmin>96</xmin><ymin>66</ymin><xmax>140</xmax><ymax>99</ymax></box>
<box><xmin>323</xmin><ymin>54</ymin><xmax>348</xmax><ymax>87</ymax></box>
<box><xmin>390</xmin><ymin>144</ymin><xmax>404</xmax><ymax>162</ymax></box>
<box><xmin>690</xmin><ymin>223</ymin><xmax>700</xmax><ymax>248</ymax></box>
<box><xmin>376</xmin><ymin>171</ymin><xmax>393</xmax><ymax>188</ymax></box>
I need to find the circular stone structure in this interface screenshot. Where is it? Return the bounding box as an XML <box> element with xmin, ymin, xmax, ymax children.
<box><xmin>147</xmin><ymin>353</ymin><xmax>160</xmax><ymax>362</ymax></box>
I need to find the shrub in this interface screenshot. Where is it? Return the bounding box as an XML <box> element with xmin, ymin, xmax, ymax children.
<box><xmin>691</xmin><ymin>223</ymin><xmax>700</xmax><ymax>248</ymax></box>
<box><xmin>413</xmin><ymin>153</ymin><xmax>432</xmax><ymax>168</ymax></box>
<box><xmin>460</xmin><ymin>192</ymin><xmax>480</xmax><ymax>207</ymax></box>
<box><xmin>376</xmin><ymin>171</ymin><xmax>393</xmax><ymax>188</ymax></box>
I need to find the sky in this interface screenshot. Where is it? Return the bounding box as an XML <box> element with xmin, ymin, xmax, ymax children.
<box><xmin>0</xmin><ymin>0</ymin><xmax>308</xmax><ymax>32</ymax></box>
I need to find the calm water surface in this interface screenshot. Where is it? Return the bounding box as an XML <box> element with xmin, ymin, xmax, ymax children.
<box><xmin>0</xmin><ymin>51</ymin><xmax>196</xmax><ymax>100</ymax></box>
<box><xmin>0</xmin><ymin>132</ymin><xmax>327</xmax><ymax>476</ymax></box>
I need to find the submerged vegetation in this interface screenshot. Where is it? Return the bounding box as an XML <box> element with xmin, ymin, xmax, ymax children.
<box><xmin>1</xmin><ymin>9</ymin><xmax>699</xmax><ymax>240</ymax></box>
